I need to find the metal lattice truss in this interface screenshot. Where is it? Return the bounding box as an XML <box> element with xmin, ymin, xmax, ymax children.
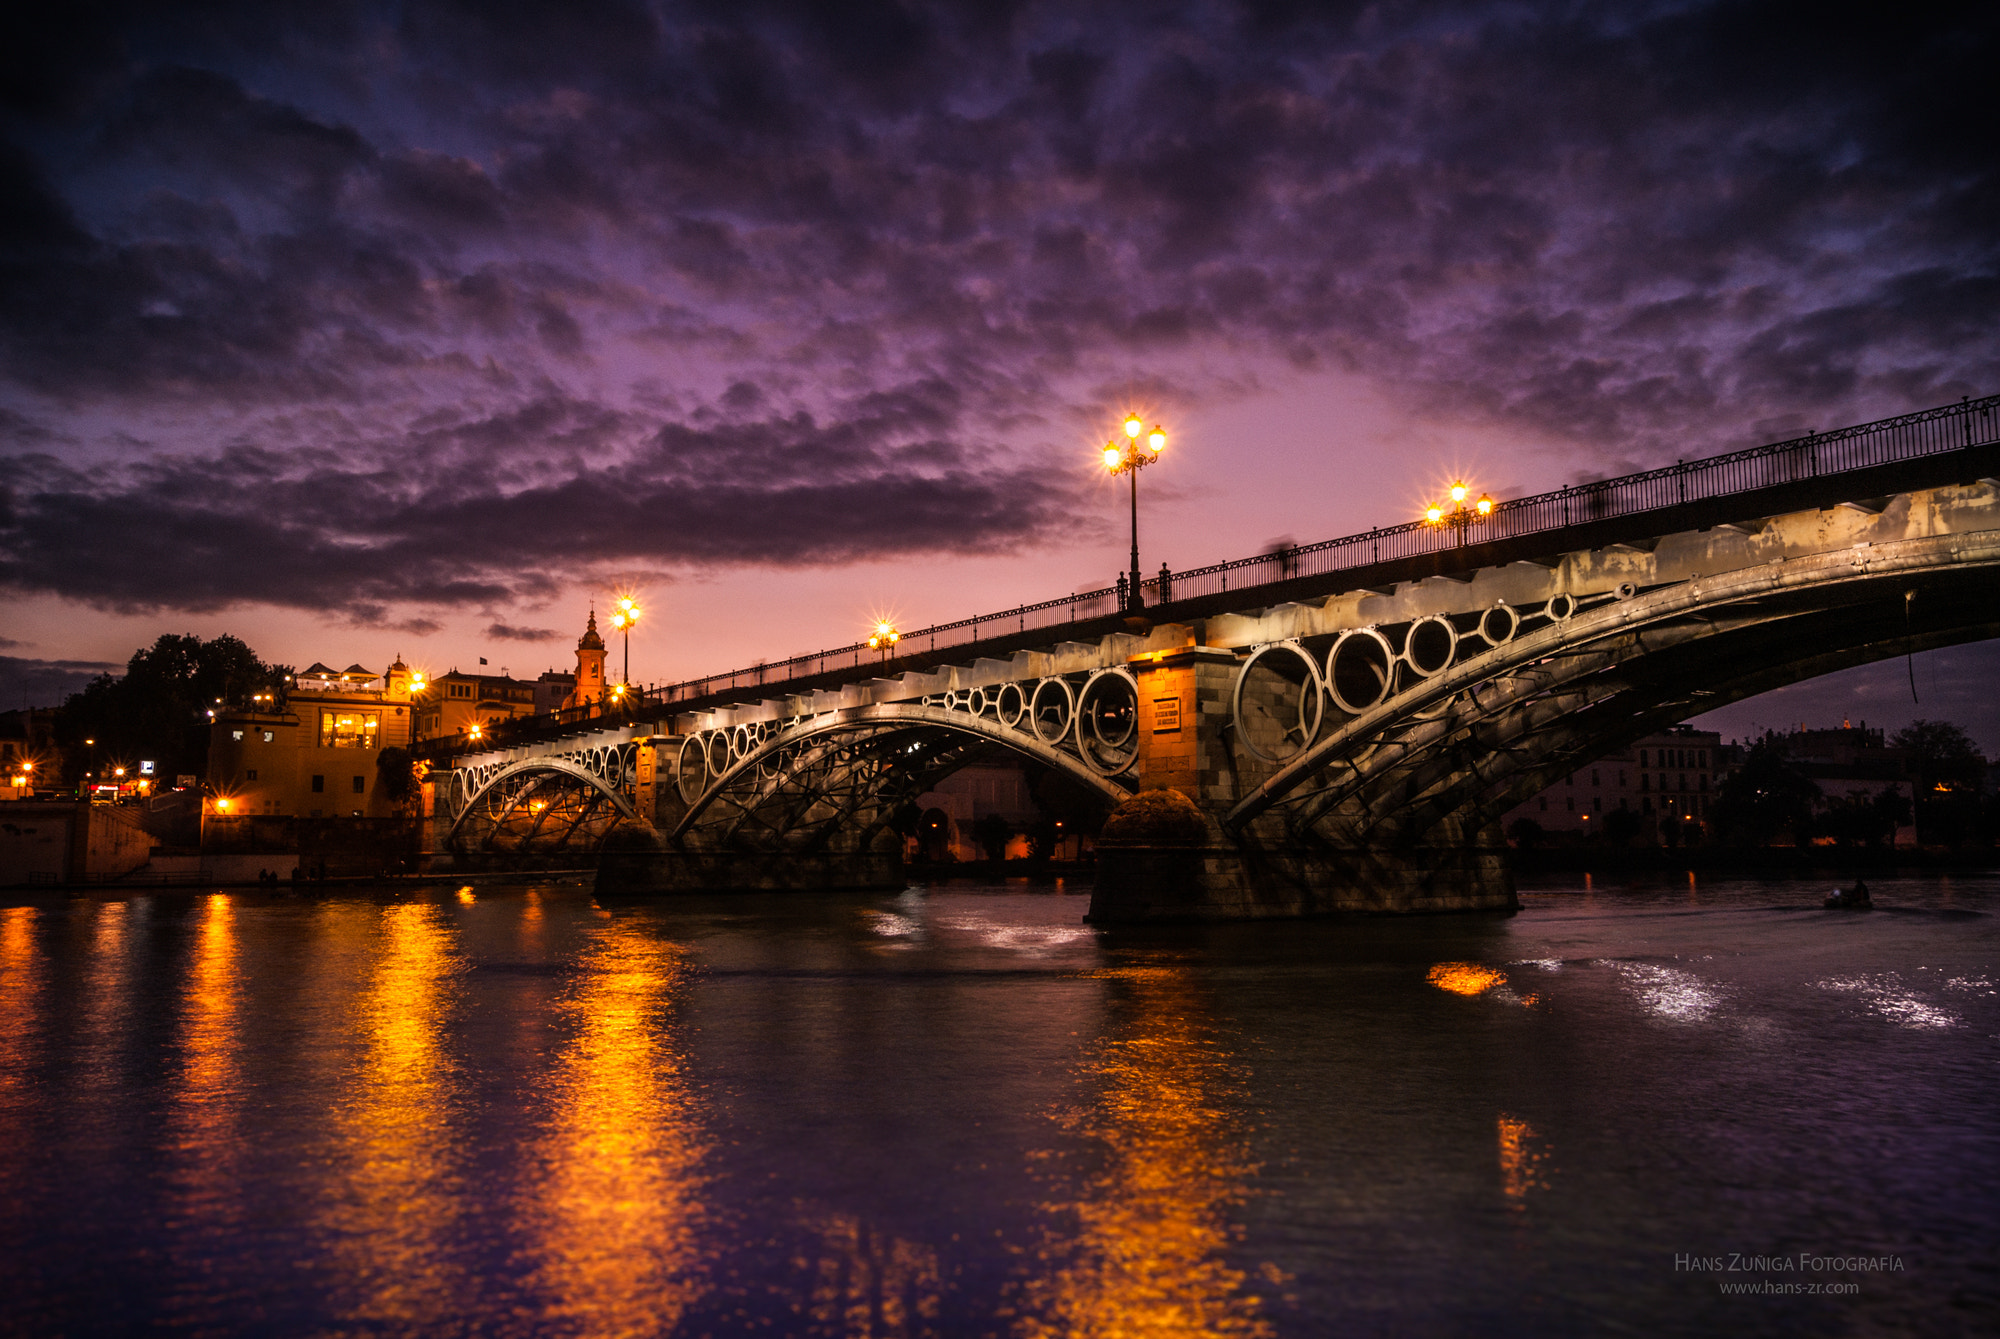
<box><xmin>671</xmin><ymin>683</ymin><xmax>1139</xmax><ymax>849</ymax></box>
<box><xmin>444</xmin><ymin>745</ymin><xmax>638</xmax><ymax>854</ymax></box>
<box><xmin>1222</xmin><ymin>529</ymin><xmax>2000</xmax><ymax>843</ymax></box>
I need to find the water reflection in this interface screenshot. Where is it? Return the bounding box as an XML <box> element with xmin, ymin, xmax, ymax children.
<box><xmin>520</xmin><ymin>916</ymin><xmax>710</xmax><ymax>1332</ymax></box>
<box><xmin>159</xmin><ymin>895</ymin><xmax>245</xmax><ymax>1323</ymax></box>
<box><xmin>79</xmin><ymin>901</ymin><xmax>133</xmax><ymax>1088</ymax></box>
<box><xmin>1019</xmin><ymin>964</ymin><xmax>1273</xmax><ymax>1339</ymax></box>
<box><xmin>175</xmin><ymin>895</ymin><xmax>239</xmax><ymax>1115</ymax></box>
<box><xmin>0</xmin><ymin>906</ymin><xmax>42</xmax><ymax>1176</ymax></box>
<box><xmin>1496</xmin><ymin>1116</ymin><xmax>1552</xmax><ymax>1208</ymax></box>
<box><xmin>792</xmin><ymin>1209</ymin><xmax>944</xmax><ymax>1337</ymax></box>
<box><xmin>321</xmin><ymin>902</ymin><xmax>467</xmax><ymax>1329</ymax></box>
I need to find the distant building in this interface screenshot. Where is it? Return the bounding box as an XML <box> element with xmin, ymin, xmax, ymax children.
<box><xmin>1768</xmin><ymin>721</ymin><xmax>1918</xmax><ymax>847</ymax></box>
<box><xmin>535</xmin><ymin>670</ymin><xmax>576</xmax><ymax>715</ymax></box>
<box><xmin>1502</xmin><ymin>727</ymin><xmax>1725</xmax><ymax>843</ymax></box>
<box><xmin>561</xmin><ymin>612</ymin><xmax>610</xmax><ymax>711</ymax></box>
<box><xmin>412</xmin><ymin>668</ymin><xmax>540</xmax><ymax>742</ymax></box>
<box><xmin>205</xmin><ymin>659</ymin><xmax>416</xmax><ymax>819</ymax></box>
<box><xmin>912</xmin><ymin>760</ymin><xmax>1041</xmax><ymax>862</ymax></box>
<box><xmin>1</xmin><ymin>707</ymin><xmax>58</xmax><ymax>800</ymax></box>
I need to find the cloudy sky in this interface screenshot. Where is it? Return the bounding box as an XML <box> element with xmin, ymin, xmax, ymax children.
<box><xmin>2</xmin><ymin>1</ymin><xmax>1995</xmax><ymax>744</ymax></box>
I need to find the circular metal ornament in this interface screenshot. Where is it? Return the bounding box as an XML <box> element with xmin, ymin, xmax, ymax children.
<box><xmin>1231</xmin><ymin>641</ymin><xmax>1326</xmax><ymax>763</ymax></box>
<box><xmin>675</xmin><ymin>739</ymin><xmax>709</xmax><ymax>805</ymax></box>
<box><xmin>1074</xmin><ymin>669</ymin><xmax>1139</xmax><ymax>775</ymax></box>
<box><xmin>1478</xmin><ymin>603</ymin><xmax>1519</xmax><ymax>647</ymax></box>
<box><xmin>1326</xmin><ymin>628</ymin><xmax>1397</xmax><ymax>715</ymax></box>
<box><xmin>1403</xmin><ymin>614</ymin><xmax>1458</xmax><ymax>678</ymax></box>
<box><xmin>994</xmin><ymin>682</ymin><xmax>1028</xmax><ymax>729</ymax></box>
<box><xmin>1029</xmin><ymin>677</ymin><xmax>1075</xmax><ymax>746</ymax></box>
<box><xmin>1544</xmin><ymin>593</ymin><xmax>1577</xmax><ymax>622</ymax></box>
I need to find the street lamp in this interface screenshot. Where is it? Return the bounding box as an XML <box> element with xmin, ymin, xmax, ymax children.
<box><xmin>1103</xmin><ymin>414</ymin><xmax>1167</xmax><ymax>612</ymax></box>
<box><xmin>609</xmin><ymin>597</ymin><xmax>640</xmax><ymax>688</ymax></box>
<box><xmin>868</xmin><ymin>622</ymin><xmax>900</xmax><ymax>661</ymax></box>
<box><xmin>1423</xmin><ymin>479</ymin><xmax>1495</xmax><ymax>544</ymax></box>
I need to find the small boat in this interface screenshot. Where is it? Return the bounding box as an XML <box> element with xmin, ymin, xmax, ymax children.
<box><xmin>1824</xmin><ymin>880</ymin><xmax>1872</xmax><ymax>910</ymax></box>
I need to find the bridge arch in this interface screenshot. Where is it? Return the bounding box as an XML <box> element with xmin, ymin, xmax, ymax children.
<box><xmin>446</xmin><ymin>753</ymin><xmax>638</xmax><ymax>854</ymax></box>
<box><xmin>669</xmin><ymin>700</ymin><xmax>1134</xmax><ymax>850</ymax></box>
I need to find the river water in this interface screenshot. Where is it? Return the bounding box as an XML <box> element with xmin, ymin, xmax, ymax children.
<box><xmin>1</xmin><ymin>873</ymin><xmax>1994</xmax><ymax>1336</ymax></box>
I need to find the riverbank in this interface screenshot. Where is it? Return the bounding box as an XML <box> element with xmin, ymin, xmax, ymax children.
<box><xmin>1511</xmin><ymin>844</ymin><xmax>1999</xmax><ymax>876</ymax></box>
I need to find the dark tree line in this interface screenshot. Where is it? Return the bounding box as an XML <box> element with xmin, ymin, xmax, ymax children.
<box><xmin>55</xmin><ymin>634</ymin><xmax>289</xmax><ymax>785</ymax></box>
<box><xmin>1711</xmin><ymin>720</ymin><xmax>1985</xmax><ymax>848</ymax></box>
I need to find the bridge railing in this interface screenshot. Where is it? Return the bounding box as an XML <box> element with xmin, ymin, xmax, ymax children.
<box><xmin>627</xmin><ymin>393</ymin><xmax>1998</xmax><ymax>709</ymax></box>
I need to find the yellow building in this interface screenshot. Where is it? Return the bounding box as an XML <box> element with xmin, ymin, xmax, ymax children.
<box><xmin>205</xmin><ymin>660</ymin><xmax>416</xmax><ymax>818</ymax></box>
<box><xmin>411</xmin><ymin>668</ymin><xmax>542</xmax><ymax>743</ymax></box>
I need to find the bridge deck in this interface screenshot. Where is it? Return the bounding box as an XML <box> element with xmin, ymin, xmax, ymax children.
<box><xmin>415</xmin><ymin>397</ymin><xmax>1998</xmax><ymax>763</ymax></box>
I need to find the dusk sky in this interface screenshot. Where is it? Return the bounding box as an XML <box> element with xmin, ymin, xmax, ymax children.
<box><xmin>3</xmin><ymin>2</ymin><xmax>1995</xmax><ymax>746</ymax></box>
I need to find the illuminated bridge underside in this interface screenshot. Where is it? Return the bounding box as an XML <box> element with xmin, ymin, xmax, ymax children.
<box><xmin>1230</xmin><ymin>530</ymin><xmax>2000</xmax><ymax>858</ymax></box>
<box><xmin>670</xmin><ymin>702</ymin><xmax>1133</xmax><ymax>852</ymax></box>
<box><xmin>446</xmin><ymin>749</ymin><xmax>637</xmax><ymax>856</ymax></box>
<box><xmin>436</xmin><ymin>472</ymin><xmax>2000</xmax><ymax>907</ymax></box>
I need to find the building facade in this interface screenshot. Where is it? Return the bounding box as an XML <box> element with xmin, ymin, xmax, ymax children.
<box><xmin>1501</xmin><ymin>727</ymin><xmax>1726</xmax><ymax>842</ymax></box>
<box><xmin>205</xmin><ymin>660</ymin><xmax>417</xmax><ymax>819</ymax></box>
<box><xmin>412</xmin><ymin>669</ymin><xmax>541</xmax><ymax>742</ymax></box>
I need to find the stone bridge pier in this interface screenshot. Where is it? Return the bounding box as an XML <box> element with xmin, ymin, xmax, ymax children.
<box><xmin>1096</xmin><ymin>640</ymin><xmax>1515</xmax><ymax>920</ymax></box>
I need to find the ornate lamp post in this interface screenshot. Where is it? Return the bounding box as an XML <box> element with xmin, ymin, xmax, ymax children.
<box><xmin>1424</xmin><ymin>479</ymin><xmax>1494</xmax><ymax>545</ymax></box>
<box><xmin>609</xmin><ymin>597</ymin><xmax>640</xmax><ymax>687</ymax></box>
<box><xmin>868</xmin><ymin>622</ymin><xmax>900</xmax><ymax>661</ymax></box>
<box><xmin>1103</xmin><ymin>414</ymin><xmax>1167</xmax><ymax>612</ymax></box>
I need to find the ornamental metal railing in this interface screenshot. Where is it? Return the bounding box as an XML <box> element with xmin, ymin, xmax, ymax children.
<box><xmin>631</xmin><ymin>394</ymin><xmax>1998</xmax><ymax>709</ymax></box>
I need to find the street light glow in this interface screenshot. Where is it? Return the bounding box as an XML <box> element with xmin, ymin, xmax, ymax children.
<box><xmin>1124</xmin><ymin>414</ymin><xmax>1143</xmax><ymax>439</ymax></box>
<box><xmin>1450</xmin><ymin>480</ymin><xmax>1468</xmax><ymax>503</ymax></box>
<box><xmin>1426</xmin><ymin>504</ymin><xmax>1444</xmax><ymax>524</ymax></box>
<box><xmin>1476</xmin><ymin>494</ymin><xmax>1494</xmax><ymax>516</ymax></box>
<box><xmin>1102</xmin><ymin>443</ymin><xmax>1122</xmax><ymax>469</ymax></box>
<box><xmin>1148</xmin><ymin>426</ymin><xmax>1165</xmax><ymax>453</ymax></box>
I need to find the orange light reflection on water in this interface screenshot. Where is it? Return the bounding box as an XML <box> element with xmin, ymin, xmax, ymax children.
<box><xmin>1018</xmin><ymin>965</ymin><xmax>1276</xmax><ymax>1339</ymax></box>
<box><xmin>1496</xmin><ymin>1115</ymin><xmax>1552</xmax><ymax>1207</ymax></box>
<box><xmin>178</xmin><ymin>895</ymin><xmax>239</xmax><ymax>1107</ymax></box>
<box><xmin>791</xmin><ymin>1209</ymin><xmax>943</xmax><ymax>1336</ymax></box>
<box><xmin>521</xmin><ymin>918</ymin><xmax>711</xmax><ymax>1333</ymax></box>
<box><xmin>322</xmin><ymin>902</ymin><xmax>467</xmax><ymax>1330</ymax></box>
<box><xmin>0</xmin><ymin>907</ymin><xmax>42</xmax><ymax>1169</ymax></box>
<box><xmin>1427</xmin><ymin>963</ymin><xmax>1505</xmax><ymax>996</ymax></box>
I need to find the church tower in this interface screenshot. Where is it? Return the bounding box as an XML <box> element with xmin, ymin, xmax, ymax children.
<box><xmin>564</xmin><ymin>610</ymin><xmax>608</xmax><ymax>710</ymax></box>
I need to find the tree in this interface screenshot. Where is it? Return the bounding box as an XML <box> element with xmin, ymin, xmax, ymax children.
<box><xmin>56</xmin><ymin>634</ymin><xmax>281</xmax><ymax>785</ymax></box>
<box><xmin>1506</xmin><ymin>817</ymin><xmax>1545</xmax><ymax>849</ymax></box>
<box><xmin>1892</xmin><ymin>720</ymin><xmax>1987</xmax><ymax>845</ymax></box>
<box><xmin>1603</xmin><ymin>806</ymin><xmax>1644</xmax><ymax>847</ymax></box>
<box><xmin>1712</xmin><ymin>740</ymin><xmax>1820</xmax><ymax>846</ymax></box>
<box><xmin>971</xmin><ymin>812</ymin><xmax>1013</xmax><ymax>862</ymax></box>
<box><xmin>375</xmin><ymin>748</ymin><xmax>418</xmax><ymax>809</ymax></box>
<box><xmin>1817</xmin><ymin>786</ymin><xmax>1912</xmax><ymax>848</ymax></box>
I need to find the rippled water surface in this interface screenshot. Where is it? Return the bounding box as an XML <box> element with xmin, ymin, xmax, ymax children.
<box><xmin>1</xmin><ymin>872</ymin><xmax>1996</xmax><ymax>1336</ymax></box>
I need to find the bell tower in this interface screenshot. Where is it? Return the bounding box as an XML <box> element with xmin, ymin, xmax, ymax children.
<box><xmin>566</xmin><ymin>610</ymin><xmax>608</xmax><ymax>710</ymax></box>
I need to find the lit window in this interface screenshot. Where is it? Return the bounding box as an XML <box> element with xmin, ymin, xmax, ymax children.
<box><xmin>320</xmin><ymin>710</ymin><xmax>380</xmax><ymax>748</ymax></box>
<box><xmin>231</xmin><ymin>730</ymin><xmax>244</xmax><ymax>741</ymax></box>
<box><xmin>262</xmin><ymin>730</ymin><xmax>274</xmax><ymax>743</ymax></box>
